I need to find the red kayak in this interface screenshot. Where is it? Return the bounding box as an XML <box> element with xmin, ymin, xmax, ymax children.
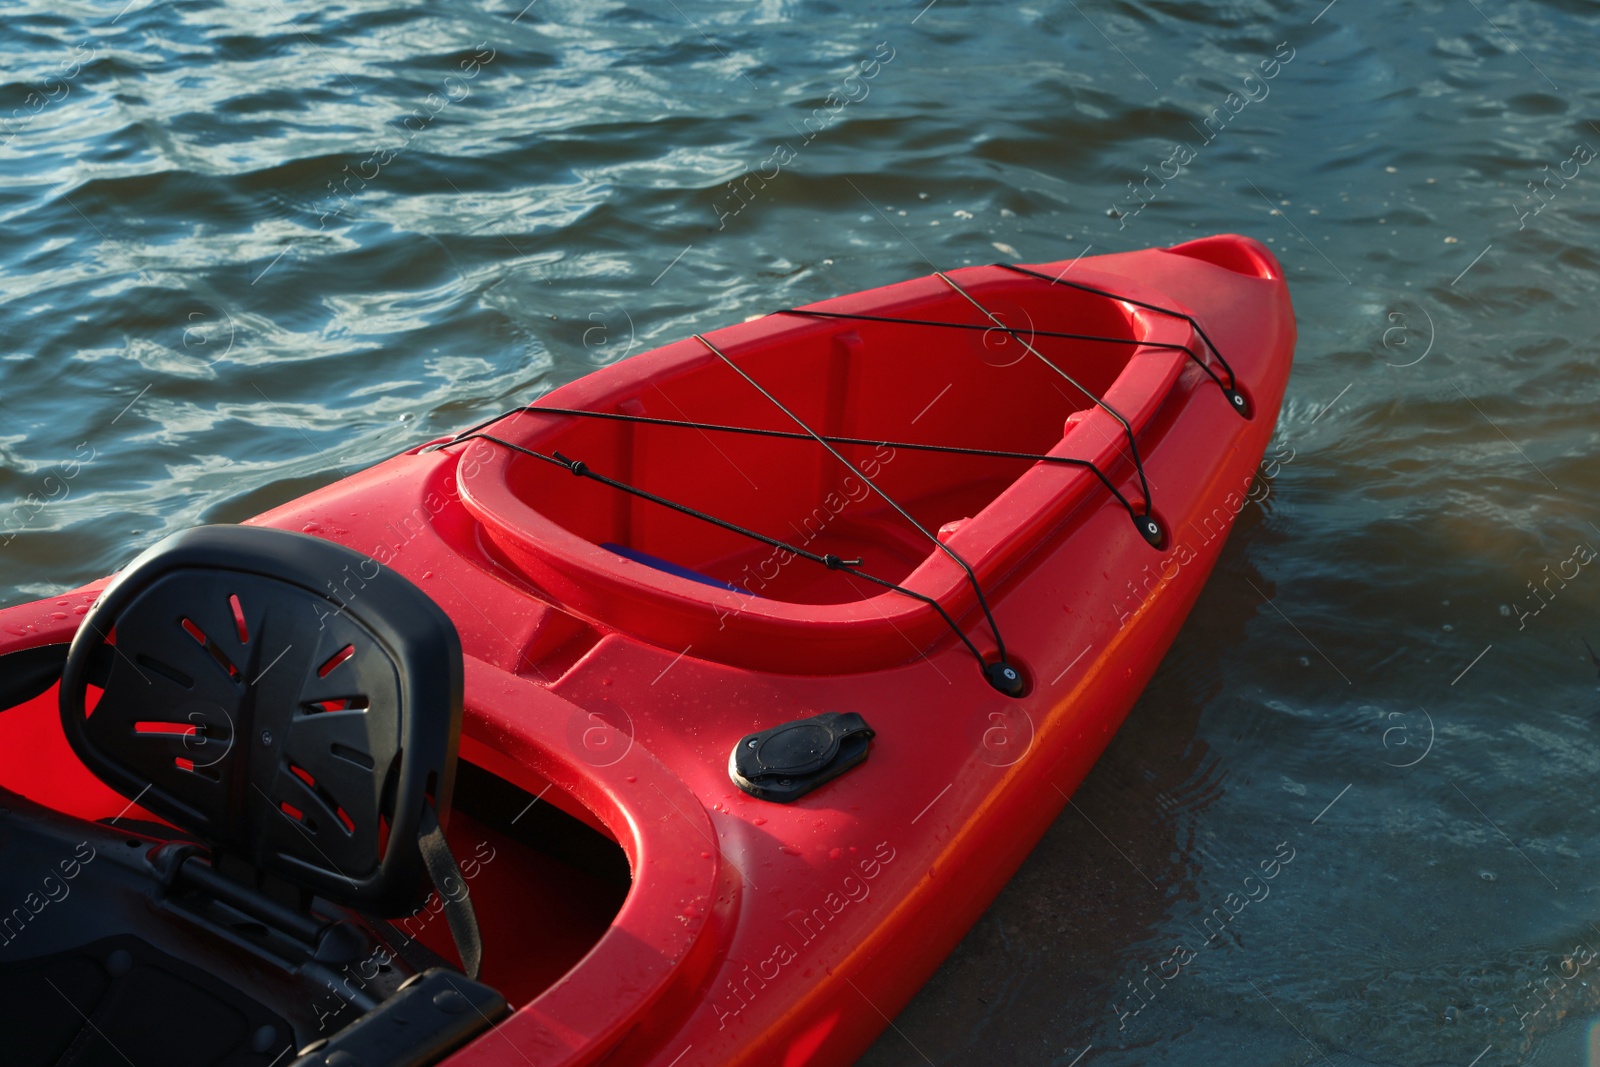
<box><xmin>0</xmin><ymin>235</ymin><xmax>1293</xmax><ymax>1066</ymax></box>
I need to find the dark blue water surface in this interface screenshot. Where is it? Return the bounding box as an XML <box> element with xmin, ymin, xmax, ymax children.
<box><xmin>3</xmin><ymin>1</ymin><xmax>1600</xmax><ymax>1064</ymax></box>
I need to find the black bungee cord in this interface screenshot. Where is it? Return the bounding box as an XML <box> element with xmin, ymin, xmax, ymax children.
<box><xmin>425</xmin><ymin>405</ymin><xmax>1148</xmax><ymax>527</ymax></box>
<box><xmin>991</xmin><ymin>261</ymin><xmax>1250</xmax><ymax>417</ymax></box>
<box><xmin>930</xmin><ymin>270</ymin><xmax>1165</xmax><ymax>549</ymax></box>
<box><xmin>694</xmin><ymin>333</ymin><xmax>1025</xmax><ymax>696</ymax></box>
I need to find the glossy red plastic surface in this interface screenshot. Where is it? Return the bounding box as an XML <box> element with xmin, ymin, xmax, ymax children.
<box><xmin>0</xmin><ymin>237</ymin><xmax>1294</xmax><ymax>1066</ymax></box>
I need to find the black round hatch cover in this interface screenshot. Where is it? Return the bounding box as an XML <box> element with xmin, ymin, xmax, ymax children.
<box><xmin>729</xmin><ymin>712</ymin><xmax>874</xmax><ymax>803</ymax></box>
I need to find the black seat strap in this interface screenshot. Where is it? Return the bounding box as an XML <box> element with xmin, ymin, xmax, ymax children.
<box><xmin>416</xmin><ymin>803</ymin><xmax>484</xmax><ymax>981</ymax></box>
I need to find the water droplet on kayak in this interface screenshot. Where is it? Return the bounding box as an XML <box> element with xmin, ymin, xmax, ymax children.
<box><xmin>74</xmin><ymin>605</ymin><xmax>88</xmax><ymax>615</ymax></box>
<box><xmin>829</xmin><ymin>848</ymin><xmax>842</xmax><ymax>860</ymax></box>
<box><xmin>302</xmin><ymin>522</ymin><xmax>320</xmax><ymax>533</ymax></box>
<box><xmin>49</xmin><ymin>612</ymin><xmax>67</xmax><ymax>621</ymax></box>
<box><xmin>752</xmin><ymin>817</ymin><xmax>766</xmax><ymax>826</ymax></box>
<box><xmin>421</xmin><ymin>570</ymin><xmax>433</xmax><ymax>579</ymax></box>
<box><xmin>779</xmin><ymin>846</ymin><xmax>801</xmax><ymax>857</ymax></box>
<box><xmin>625</xmin><ymin>775</ymin><xmax>636</xmax><ymax>783</ymax></box>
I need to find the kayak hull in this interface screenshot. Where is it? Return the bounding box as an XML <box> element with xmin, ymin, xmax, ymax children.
<box><xmin>0</xmin><ymin>236</ymin><xmax>1294</xmax><ymax>1066</ymax></box>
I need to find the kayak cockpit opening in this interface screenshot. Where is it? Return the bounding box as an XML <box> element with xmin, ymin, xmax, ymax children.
<box><xmin>471</xmin><ymin>269</ymin><xmax>1149</xmax><ymax>606</ymax></box>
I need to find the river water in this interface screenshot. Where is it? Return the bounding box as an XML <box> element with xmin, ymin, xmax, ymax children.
<box><xmin>3</xmin><ymin>1</ymin><xmax>1598</xmax><ymax>1064</ymax></box>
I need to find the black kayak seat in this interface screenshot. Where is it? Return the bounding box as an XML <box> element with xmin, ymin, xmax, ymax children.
<box><xmin>0</xmin><ymin>525</ymin><xmax>505</xmax><ymax>1066</ymax></box>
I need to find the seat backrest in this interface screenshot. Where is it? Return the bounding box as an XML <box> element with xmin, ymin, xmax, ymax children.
<box><xmin>58</xmin><ymin>525</ymin><xmax>464</xmax><ymax>917</ymax></box>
